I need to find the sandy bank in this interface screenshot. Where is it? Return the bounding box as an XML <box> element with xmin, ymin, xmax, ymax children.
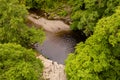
<box><xmin>27</xmin><ymin>14</ymin><xmax>71</xmax><ymax>33</ymax></box>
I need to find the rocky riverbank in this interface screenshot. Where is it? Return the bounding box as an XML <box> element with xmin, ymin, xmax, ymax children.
<box><xmin>27</xmin><ymin>14</ymin><xmax>71</xmax><ymax>33</ymax></box>
<box><xmin>37</xmin><ymin>55</ymin><xmax>67</xmax><ymax>80</ymax></box>
<box><xmin>27</xmin><ymin>13</ymin><xmax>69</xmax><ymax>80</ymax></box>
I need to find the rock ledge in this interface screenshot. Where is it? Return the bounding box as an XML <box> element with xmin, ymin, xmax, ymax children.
<box><xmin>37</xmin><ymin>55</ymin><xmax>67</xmax><ymax>80</ymax></box>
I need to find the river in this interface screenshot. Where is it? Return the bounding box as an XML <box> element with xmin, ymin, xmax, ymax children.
<box><xmin>27</xmin><ymin>14</ymin><xmax>86</xmax><ymax>64</ymax></box>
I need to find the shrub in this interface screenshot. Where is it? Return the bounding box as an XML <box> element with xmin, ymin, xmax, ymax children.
<box><xmin>65</xmin><ymin>6</ymin><xmax>120</xmax><ymax>80</ymax></box>
<box><xmin>0</xmin><ymin>43</ymin><xmax>44</xmax><ymax>80</ymax></box>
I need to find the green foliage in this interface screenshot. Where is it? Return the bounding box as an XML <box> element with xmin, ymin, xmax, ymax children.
<box><xmin>65</xmin><ymin>7</ymin><xmax>120</xmax><ymax>80</ymax></box>
<box><xmin>26</xmin><ymin>0</ymin><xmax>44</xmax><ymax>9</ymax></box>
<box><xmin>26</xmin><ymin>0</ymin><xmax>59</xmax><ymax>9</ymax></box>
<box><xmin>69</xmin><ymin>0</ymin><xmax>120</xmax><ymax>36</ymax></box>
<box><xmin>25</xmin><ymin>0</ymin><xmax>69</xmax><ymax>17</ymax></box>
<box><xmin>0</xmin><ymin>0</ymin><xmax>45</xmax><ymax>48</ymax></box>
<box><xmin>0</xmin><ymin>43</ymin><xmax>43</xmax><ymax>80</ymax></box>
<box><xmin>56</xmin><ymin>9</ymin><xmax>68</xmax><ymax>16</ymax></box>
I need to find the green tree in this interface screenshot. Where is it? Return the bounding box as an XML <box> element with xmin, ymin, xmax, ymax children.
<box><xmin>69</xmin><ymin>0</ymin><xmax>120</xmax><ymax>36</ymax></box>
<box><xmin>0</xmin><ymin>43</ymin><xmax>44</xmax><ymax>80</ymax></box>
<box><xmin>25</xmin><ymin>0</ymin><xmax>44</xmax><ymax>9</ymax></box>
<box><xmin>0</xmin><ymin>0</ymin><xmax>45</xmax><ymax>48</ymax></box>
<box><xmin>65</xmin><ymin>7</ymin><xmax>120</xmax><ymax>80</ymax></box>
<box><xmin>25</xmin><ymin>0</ymin><xmax>67</xmax><ymax>9</ymax></box>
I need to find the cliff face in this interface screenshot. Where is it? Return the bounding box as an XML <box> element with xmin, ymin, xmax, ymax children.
<box><xmin>37</xmin><ymin>55</ymin><xmax>67</xmax><ymax>80</ymax></box>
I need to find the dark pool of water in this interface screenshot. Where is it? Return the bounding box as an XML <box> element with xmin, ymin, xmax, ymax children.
<box><xmin>34</xmin><ymin>31</ymin><xmax>86</xmax><ymax>64</ymax></box>
<box><xmin>27</xmin><ymin>11</ymin><xmax>87</xmax><ymax>64</ymax></box>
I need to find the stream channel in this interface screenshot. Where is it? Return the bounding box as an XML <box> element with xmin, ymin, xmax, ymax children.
<box><xmin>27</xmin><ymin>14</ymin><xmax>86</xmax><ymax>64</ymax></box>
<box><xmin>35</xmin><ymin>31</ymin><xmax>84</xmax><ymax>64</ymax></box>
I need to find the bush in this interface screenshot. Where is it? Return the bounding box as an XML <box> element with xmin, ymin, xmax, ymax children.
<box><xmin>0</xmin><ymin>0</ymin><xmax>45</xmax><ymax>48</ymax></box>
<box><xmin>65</xmin><ymin>7</ymin><xmax>120</xmax><ymax>80</ymax></box>
<box><xmin>0</xmin><ymin>43</ymin><xmax>44</xmax><ymax>80</ymax></box>
<box><xmin>69</xmin><ymin>0</ymin><xmax>120</xmax><ymax>36</ymax></box>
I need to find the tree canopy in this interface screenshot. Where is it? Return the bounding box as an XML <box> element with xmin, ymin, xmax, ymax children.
<box><xmin>0</xmin><ymin>0</ymin><xmax>45</xmax><ymax>48</ymax></box>
<box><xmin>25</xmin><ymin>0</ymin><xmax>67</xmax><ymax>9</ymax></box>
<box><xmin>0</xmin><ymin>43</ymin><xmax>43</xmax><ymax>80</ymax></box>
<box><xmin>0</xmin><ymin>1</ymin><xmax>45</xmax><ymax>79</ymax></box>
<box><xmin>69</xmin><ymin>0</ymin><xmax>120</xmax><ymax>36</ymax></box>
<box><xmin>65</xmin><ymin>6</ymin><xmax>120</xmax><ymax>80</ymax></box>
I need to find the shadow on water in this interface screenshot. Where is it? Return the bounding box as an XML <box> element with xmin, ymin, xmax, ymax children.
<box><xmin>34</xmin><ymin>30</ymin><xmax>86</xmax><ymax>64</ymax></box>
<box><xmin>27</xmin><ymin>9</ymin><xmax>87</xmax><ymax>64</ymax></box>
